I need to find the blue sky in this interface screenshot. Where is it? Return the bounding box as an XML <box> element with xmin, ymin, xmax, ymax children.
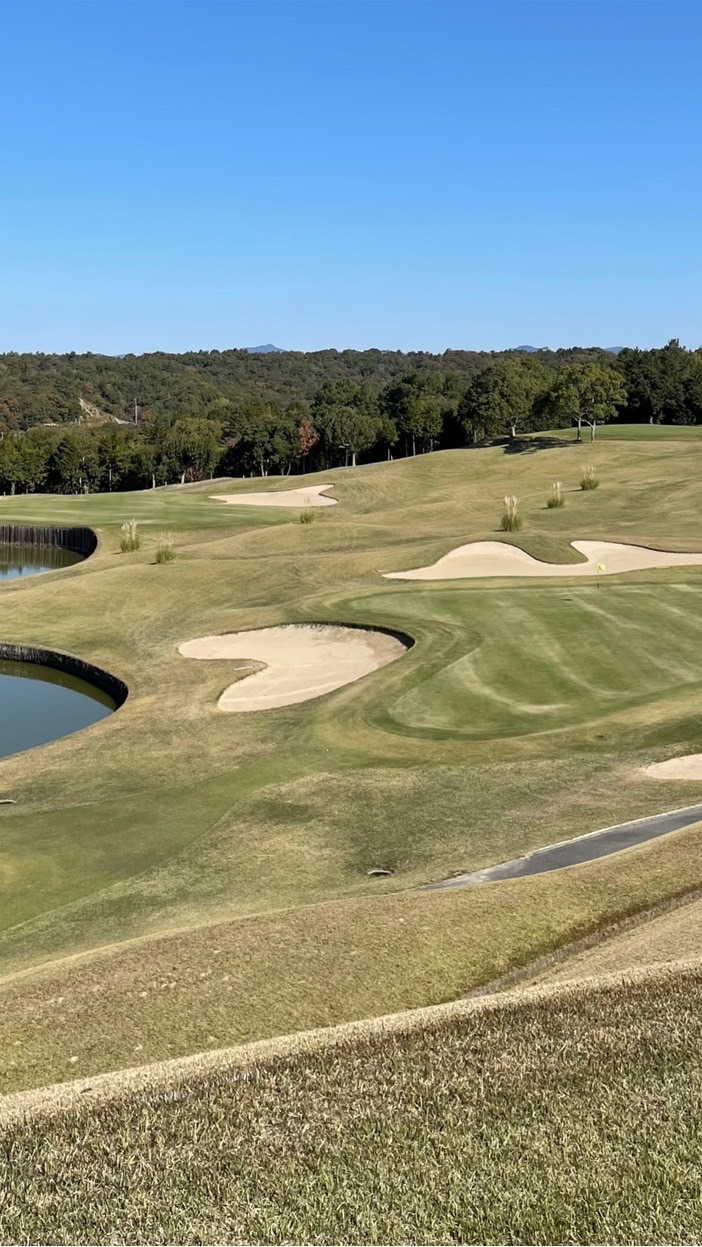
<box><xmin>2</xmin><ymin>0</ymin><xmax>701</xmax><ymax>353</ymax></box>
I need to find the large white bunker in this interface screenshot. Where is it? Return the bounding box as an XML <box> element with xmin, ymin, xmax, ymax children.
<box><xmin>210</xmin><ymin>484</ymin><xmax>337</xmax><ymax>509</ymax></box>
<box><xmin>384</xmin><ymin>540</ymin><xmax>702</xmax><ymax>581</ymax></box>
<box><xmin>179</xmin><ymin>624</ymin><xmax>407</xmax><ymax>712</ymax></box>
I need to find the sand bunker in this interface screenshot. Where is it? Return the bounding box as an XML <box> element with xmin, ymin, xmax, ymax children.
<box><xmin>210</xmin><ymin>484</ymin><xmax>336</xmax><ymax>508</ymax></box>
<box><xmin>643</xmin><ymin>755</ymin><xmax>702</xmax><ymax>781</ymax></box>
<box><xmin>179</xmin><ymin>624</ymin><xmax>407</xmax><ymax>711</ymax></box>
<box><xmin>384</xmin><ymin>540</ymin><xmax>702</xmax><ymax>581</ymax></box>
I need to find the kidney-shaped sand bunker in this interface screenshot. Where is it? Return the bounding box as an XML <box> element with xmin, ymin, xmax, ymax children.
<box><xmin>179</xmin><ymin>624</ymin><xmax>409</xmax><ymax>712</ymax></box>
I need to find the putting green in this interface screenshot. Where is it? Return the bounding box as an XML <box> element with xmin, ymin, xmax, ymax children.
<box><xmin>356</xmin><ymin>584</ymin><xmax>702</xmax><ymax>739</ymax></box>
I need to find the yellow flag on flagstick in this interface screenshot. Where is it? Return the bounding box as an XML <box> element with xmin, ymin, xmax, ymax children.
<box><xmin>597</xmin><ymin>563</ymin><xmax>607</xmax><ymax>572</ymax></box>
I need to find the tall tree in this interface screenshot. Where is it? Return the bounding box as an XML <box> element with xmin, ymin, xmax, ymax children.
<box><xmin>544</xmin><ymin>364</ymin><xmax>627</xmax><ymax>441</ymax></box>
<box><xmin>458</xmin><ymin>358</ymin><xmax>549</xmax><ymax>443</ymax></box>
<box><xmin>287</xmin><ymin>401</ymin><xmax>318</xmax><ymax>465</ymax></box>
<box><xmin>618</xmin><ymin>340</ymin><xmax>702</xmax><ymax>426</ymax></box>
<box><xmin>163</xmin><ymin>418</ymin><xmax>222</xmax><ymax>483</ymax></box>
<box><xmin>381</xmin><ymin>372</ymin><xmax>446</xmax><ymax>455</ymax></box>
<box><xmin>97</xmin><ymin>427</ymin><xmax>135</xmax><ymax>491</ymax></box>
<box><xmin>313</xmin><ymin>381</ymin><xmax>384</xmax><ymax>466</ymax></box>
<box><xmin>0</xmin><ymin>436</ymin><xmax>22</xmax><ymax>494</ymax></box>
<box><xmin>46</xmin><ymin>432</ymin><xmax>100</xmax><ymax>493</ymax></box>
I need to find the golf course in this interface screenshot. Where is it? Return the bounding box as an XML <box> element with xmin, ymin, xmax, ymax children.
<box><xmin>3</xmin><ymin>431</ymin><xmax>702</xmax><ymax>1241</ymax></box>
<box><xmin>0</xmin><ymin>432</ymin><xmax>701</xmax><ymax>1094</ymax></box>
<box><xmin>5</xmin><ymin>0</ymin><xmax>702</xmax><ymax>1233</ymax></box>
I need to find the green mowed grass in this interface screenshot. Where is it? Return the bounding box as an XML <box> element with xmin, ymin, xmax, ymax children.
<box><xmin>1</xmin><ymin>441</ymin><xmax>702</xmax><ymax>1090</ymax></box>
<box><xmin>351</xmin><ymin>582</ymin><xmax>702</xmax><ymax>738</ymax></box>
<box><xmin>0</xmin><ymin>479</ymin><xmax>295</xmax><ymax>533</ymax></box>
<box><xmin>3</xmin><ymin>966</ymin><xmax>702</xmax><ymax>1245</ymax></box>
<box><xmin>533</xmin><ymin>422</ymin><xmax>702</xmax><ymax>441</ymax></box>
<box><xmin>3</xmin><ymin>579</ymin><xmax>702</xmax><ymax>963</ymax></box>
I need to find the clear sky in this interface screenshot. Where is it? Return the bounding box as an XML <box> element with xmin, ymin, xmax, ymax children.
<box><xmin>2</xmin><ymin>0</ymin><xmax>701</xmax><ymax>354</ymax></box>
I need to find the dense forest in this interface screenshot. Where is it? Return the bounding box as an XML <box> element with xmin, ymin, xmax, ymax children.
<box><xmin>0</xmin><ymin>340</ymin><xmax>699</xmax><ymax>494</ymax></box>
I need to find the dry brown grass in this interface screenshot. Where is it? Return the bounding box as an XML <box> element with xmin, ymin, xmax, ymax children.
<box><xmin>2</xmin><ymin>817</ymin><xmax>702</xmax><ymax>1095</ymax></box>
<box><xmin>530</xmin><ymin>891</ymin><xmax>702</xmax><ymax>986</ymax></box>
<box><xmin>3</xmin><ymin>963</ymin><xmax>702</xmax><ymax>1244</ymax></box>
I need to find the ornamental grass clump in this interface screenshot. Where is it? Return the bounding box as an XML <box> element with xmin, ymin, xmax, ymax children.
<box><xmin>155</xmin><ymin>532</ymin><xmax>176</xmax><ymax>564</ymax></box>
<box><xmin>546</xmin><ymin>481</ymin><xmax>565</xmax><ymax>508</ymax></box>
<box><xmin>299</xmin><ymin>508</ymin><xmax>315</xmax><ymax>524</ymax></box>
<box><xmin>581</xmin><ymin>464</ymin><xmax>599</xmax><ymax>491</ymax></box>
<box><xmin>119</xmin><ymin>519</ymin><xmax>140</xmax><ymax>553</ymax></box>
<box><xmin>500</xmin><ymin>495</ymin><xmax>522</xmax><ymax>532</ymax></box>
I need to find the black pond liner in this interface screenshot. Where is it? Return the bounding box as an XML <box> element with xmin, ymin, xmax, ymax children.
<box><xmin>0</xmin><ymin>524</ymin><xmax>98</xmax><ymax>558</ymax></box>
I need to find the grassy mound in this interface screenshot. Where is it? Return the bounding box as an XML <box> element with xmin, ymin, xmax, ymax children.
<box><xmin>2</xmin><ymin>965</ymin><xmax>702</xmax><ymax>1244</ymax></box>
<box><xmin>1</xmin><ymin>441</ymin><xmax>702</xmax><ymax>1092</ymax></box>
<box><xmin>529</xmin><ymin>890</ymin><xmax>702</xmax><ymax>987</ymax></box>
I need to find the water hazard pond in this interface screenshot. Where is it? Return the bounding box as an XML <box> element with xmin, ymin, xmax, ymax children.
<box><xmin>0</xmin><ymin>545</ymin><xmax>82</xmax><ymax>580</ymax></box>
<box><xmin>0</xmin><ymin>660</ymin><xmax>115</xmax><ymax>760</ymax></box>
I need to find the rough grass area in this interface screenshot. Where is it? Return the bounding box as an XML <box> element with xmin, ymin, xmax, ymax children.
<box><xmin>2</xmin><ymin>443</ymin><xmax>702</xmax><ymax>1091</ymax></box>
<box><xmin>530</xmin><ymin>891</ymin><xmax>702</xmax><ymax>986</ymax></box>
<box><xmin>3</xmin><ymin>966</ymin><xmax>702</xmax><ymax>1245</ymax></box>
<box><xmin>2</xmin><ymin>819</ymin><xmax>702</xmax><ymax>1094</ymax></box>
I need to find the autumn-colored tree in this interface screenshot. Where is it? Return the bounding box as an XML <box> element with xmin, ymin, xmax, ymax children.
<box><xmin>297</xmin><ymin>415</ymin><xmax>318</xmax><ymax>458</ymax></box>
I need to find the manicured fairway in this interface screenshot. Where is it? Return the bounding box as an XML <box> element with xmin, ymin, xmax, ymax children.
<box><xmin>1</xmin><ymin>439</ymin><xmax>702</xmax><ymax>1091</ymax></box>
<box><xmin>532</xmin><ymin>422</ymin><xmax>702</xmax><ymax>441</ymax></box>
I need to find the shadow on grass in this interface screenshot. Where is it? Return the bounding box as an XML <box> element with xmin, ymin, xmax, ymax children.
<box><xmin>501</xmin><ymin>436</ymin><xmax>578</xmax><ymax>455</ymax></box>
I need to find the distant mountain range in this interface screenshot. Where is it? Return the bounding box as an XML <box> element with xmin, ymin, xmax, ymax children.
<box><xmin>514</xmin><ymin>344</ymin><xmax>625</xmax><ymax>355</ymax></box>
<box><xmin>117</xmin><ymin>342</ymin><xmax>627</xmax><ymax>358</ymax></box>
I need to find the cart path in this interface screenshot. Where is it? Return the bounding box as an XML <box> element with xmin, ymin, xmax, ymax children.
<box><xmin>423</xmin><ymin>802</ymin><xmax>702</xmax><ymax>889</ymax></box>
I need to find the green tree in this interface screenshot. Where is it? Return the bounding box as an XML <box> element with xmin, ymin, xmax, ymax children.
<box><xmin>97</xmin><ymin>427</ymin><xmax>135</xmax><ymax>491</ymax></box>
<box><xmin>544</xmin><ymin>364</ymin><xmax>627</xmax><ymax>441</ymax></box>
<box><xmin>333</xmin><ymin>407</ymin><xmax>380</xmax><ymax>468</ymax></box>
<box><xmin>0</xmin><ymin>436</ymin><xmax>22</xmax><ymax>494</ymax></box>
<box><xmin>381</xmin><ymin>372</ymin><xmax>445</xmax><ymax>455</ymax></box>
<box><xmin>313</xmin><ymin>381</ymin><xmax>383</xmax><ymax>466</ymax></box>
<box><xmin>618</xmin><ymin>340</ymin><xmax>702</xmax><ymax>426</ymax></box>
<box><xmin>46</xmin><ymin>432</ymin><xmax>100</xmax><ymax>493</ymax></box>
<box><xmin>458</xmin><ymin>359</ymin><xmax>549</xmax><ymax>443</ymax></box>
<box><xmin>163</xmin><ymin>418</ymin><xmax>222</xmax><ymax>482</ymax></box>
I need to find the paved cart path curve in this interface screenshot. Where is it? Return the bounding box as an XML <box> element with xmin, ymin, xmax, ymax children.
<box><xmin>424</xmin><ymin>802</ymin><xmax>702</xmax><ymax>889</ymax></box>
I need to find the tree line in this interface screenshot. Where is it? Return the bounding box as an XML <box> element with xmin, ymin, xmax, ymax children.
<box><xmin>0</xmin><ymin>340</ymin><xmax>699</xmax><ymax>494</ymax></box>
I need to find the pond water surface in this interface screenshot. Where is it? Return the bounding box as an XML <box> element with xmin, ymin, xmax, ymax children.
<box><xmin>0</xmin><ymin>660</ymin><xmax>115</xmax><ymax>760</ymax></box>
<box><xmin>0</xmin><ymin>544</ymin><xmax>82</xmax><ymax>580</ymax></box>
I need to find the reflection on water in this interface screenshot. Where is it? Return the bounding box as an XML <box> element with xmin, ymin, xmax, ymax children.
<box><xmin>0</xmin><ymin>660</ymin><xmax>115</xmax><ymax>759</ymax></box>
<box><xmin>0</xmin><ymin>544</ymin><xmax>82</xmax><ymax>580</ymax></box>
